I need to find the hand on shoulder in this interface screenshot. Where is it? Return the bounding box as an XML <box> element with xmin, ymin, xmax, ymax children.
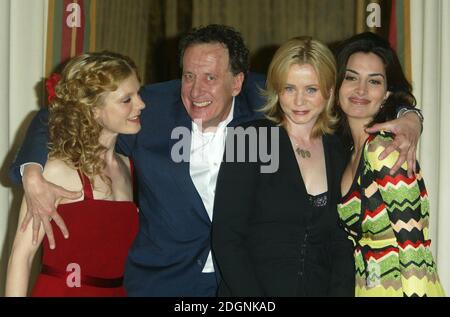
<box><xmin>366</xmin><ymin>132</ymin><xmax>403</xmax><ymax>172</ymax></box>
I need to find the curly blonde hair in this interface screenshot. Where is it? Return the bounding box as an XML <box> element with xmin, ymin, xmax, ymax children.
<box><xmin>261</xmin><ymin>36</ymin><xmax>338</xmax><ymax>137</ymax></box>
<box><xmin>48</xmin><ymin>51</ymin><xmax>140</xmax><ymax>188</ymax></box>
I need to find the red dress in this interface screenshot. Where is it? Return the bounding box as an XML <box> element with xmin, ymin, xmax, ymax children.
<box><xmin>31</xmin><ymin>165</ymin><xmax>139</xmax><ymax>297</ymax></box>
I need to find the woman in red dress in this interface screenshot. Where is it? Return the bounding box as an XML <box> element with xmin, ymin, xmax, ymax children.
<box><xmin>6</xmin><ymin>51</ymin><xmax>144</xmax><ymax>296</ymax></box>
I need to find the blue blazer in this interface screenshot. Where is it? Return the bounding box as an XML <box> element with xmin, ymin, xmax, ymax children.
<box><xmin>10</xmin><ymin>73</ymin><xmax>266</xmax><ymax>296</ymax></box>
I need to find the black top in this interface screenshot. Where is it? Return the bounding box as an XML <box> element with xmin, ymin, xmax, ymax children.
<box><xmin>308</xmin><ymin>192</ymin><xmax>328</xmax><ymax>207</ymax></box>
<box><xmin>212</xmin><ymin>119</ymin><xmax>354</xmax><ymax>297</ymax></box>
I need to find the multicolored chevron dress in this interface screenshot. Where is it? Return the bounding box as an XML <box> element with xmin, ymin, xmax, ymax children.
<box><xmin>337</xmin><ymin>133</ymin><xmax>445</xmax><ymax>297</ymax></box>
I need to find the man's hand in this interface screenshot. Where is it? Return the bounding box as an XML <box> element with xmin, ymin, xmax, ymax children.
<box><xmin>366</xmin><ymin>112</ymin><xmax>422</xmax><ymax>178</ymax></box>
<box><xmin>20</xmin><ymin>164</ymin><xmax>82</xmax><ymax>249</ymax></box>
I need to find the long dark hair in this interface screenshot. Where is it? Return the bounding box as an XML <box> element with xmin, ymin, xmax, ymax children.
<box><xmin>334</xmin><ymin>32</ymin><xmax>416</xmax><ymax>148</ymax></box>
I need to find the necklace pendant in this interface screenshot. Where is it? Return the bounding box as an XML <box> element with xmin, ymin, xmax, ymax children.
<box><xmin>296</xmin><ymin>147</ymin><xmax>311</xmax><ymax>159</ymax></box>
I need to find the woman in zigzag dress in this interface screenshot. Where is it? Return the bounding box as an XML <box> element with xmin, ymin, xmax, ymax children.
<box><xmin>335</xmin><ymin>32</ymin><xmax>445</xmax><ymax>297</ymax></box>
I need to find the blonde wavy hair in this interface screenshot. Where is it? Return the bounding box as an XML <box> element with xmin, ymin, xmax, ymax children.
<box><xmin>261</xmin><ymin>36</ymin><xmax>338</xmax><ymax>137</ymax></box>
<box><xmin>48</xmin><ymin>51</ymin><xmax>140</xmax><ymax>187</ymax></box>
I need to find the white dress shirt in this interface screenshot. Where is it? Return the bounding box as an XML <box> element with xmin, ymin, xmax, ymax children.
<box><xmin>190</xmin><ymin>99</ymin><xmax>235</xmax><ymax>273</ymax></box>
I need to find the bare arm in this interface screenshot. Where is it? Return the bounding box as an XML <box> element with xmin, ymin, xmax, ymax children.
<box><xmin>366</xmin><ymin>111</ymin><xmax>422</xmax><ymax>178</ymax></box>
<box><xmin>5</xmin><ymin>198</ymin><xmax>45</xmax><ymax>296</ymax></box>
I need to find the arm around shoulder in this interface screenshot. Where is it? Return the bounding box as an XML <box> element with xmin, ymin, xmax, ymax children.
<box><xmin>9</xmin><ymin>108</ymin><xmax>50</xmax><ymax>184</ymax></box>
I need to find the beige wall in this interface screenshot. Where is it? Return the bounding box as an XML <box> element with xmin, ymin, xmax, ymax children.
<box><xmin>0</xmin><ymin>0</ymin><xmax>47</xmax><ymax>296</ymax></box>
<box><xmin>411</xmin><ymin>0</ymin><xmax>450</xmax><ymax>295</ymax></box>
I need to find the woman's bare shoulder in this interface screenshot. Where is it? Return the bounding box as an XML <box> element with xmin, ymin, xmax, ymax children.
<box><xmin>43</xmin><ymin>158</ymin><xmax>81</xmax><ymax>192</ymax></box>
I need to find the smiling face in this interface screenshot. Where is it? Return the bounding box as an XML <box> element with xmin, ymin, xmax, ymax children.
<box><xmin>94</xmin><ymin>72</ymin><xmax>145</xmax><ymax>135</ymax></box>
<box><xmin>338</xmin><ymin>52</ymin><xmax>390</xmax><ymax>122</ymax></box>
<box><xmin>279</xmin><ymin>63</ymin><xmax>328</xmax><ymax>130</ymax></box>
<box><xmin>180</xmin><ymin>43</ymin><xmax>244</xmax><ymax>131</ymax></box>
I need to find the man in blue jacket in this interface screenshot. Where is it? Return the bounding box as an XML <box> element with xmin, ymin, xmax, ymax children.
<box><xmin>10</xmin><ymin>25</ymin><xmax>422</xmax><ymax>296</ymax></box>
<box><xmin>11</xmin><ymin>24</ymin><xmax>265</xmax><ymax>296</ymax></box>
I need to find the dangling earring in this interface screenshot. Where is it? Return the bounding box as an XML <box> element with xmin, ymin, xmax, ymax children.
<box><xmin>380</xmin><ymin>100</ymin><xmax>386</xmax><ymax>109</ymax></box>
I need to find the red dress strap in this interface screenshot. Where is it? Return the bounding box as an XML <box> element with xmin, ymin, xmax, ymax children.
<box><xmin>76</xmin><ymin>170</ymin><xmax>94</xmax><ymax>201</ymax></box>
<box><xmin>76</xmin><ymin>159</ymin><xmax>133</xmax><ymax>200</ymax></box>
